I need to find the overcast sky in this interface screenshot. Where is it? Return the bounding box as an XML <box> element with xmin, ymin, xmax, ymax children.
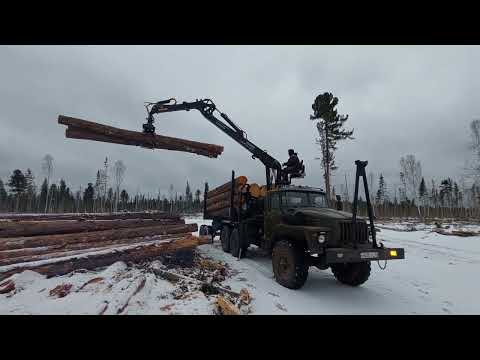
<box><xmin>1</xmin><ymin>45</ymin><xmax>478</xmax><ymax>198</ymax></box>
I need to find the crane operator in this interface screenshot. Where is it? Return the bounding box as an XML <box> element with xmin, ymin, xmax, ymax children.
<box><xmin>282</xmin><ymin>149</ymin><xmax>301</xmax><ymax>178</ymax></box>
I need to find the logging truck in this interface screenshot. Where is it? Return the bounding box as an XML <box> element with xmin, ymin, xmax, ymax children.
<box><xmin>144</xmin><ymin>98</ymin><xmax>405</xmax><ymax>289</ymax></box>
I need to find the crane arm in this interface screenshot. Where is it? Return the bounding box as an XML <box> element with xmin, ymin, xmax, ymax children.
<box><xmin>144</xmin><ymin>98</ymin><xmax>283</xmax><ymax>186</ymax></box>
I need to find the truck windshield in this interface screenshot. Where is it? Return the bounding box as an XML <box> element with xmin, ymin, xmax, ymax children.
<box><xmin>283</xmin><ymin>191</ymin><xmax>327</xmax><ymax>208</ymax></box>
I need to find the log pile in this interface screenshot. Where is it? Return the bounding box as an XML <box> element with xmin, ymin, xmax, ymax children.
<box><xmin>58</xmin><ymin>115</ymin><xmax>224</xmax><ymax>158</ymax></box>
<box><xmin>204</xmin><ymin>176</ymin><xmax>248</xmax><ymax>219</ymax></box>
<box><xmin>432</xmin><ymin>228</ymin><xmax>480</xmax><ymax>237</ymax></box>
<box><xmin>0</xmin><ymin>212</ymin><xmax>209</xmax><ymax>281</ymax></box>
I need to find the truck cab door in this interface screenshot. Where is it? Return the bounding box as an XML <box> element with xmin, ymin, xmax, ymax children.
<box><xmin>264</xmin><ymin>192</ymin><xmax>282</xmax><ymax>250</ymax></box>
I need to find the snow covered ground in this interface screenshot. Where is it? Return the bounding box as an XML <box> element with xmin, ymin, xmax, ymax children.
<box><xmin>1</xmin><ymin>215</ymin><xmax>479</xmax><ymax>314</ymax></box>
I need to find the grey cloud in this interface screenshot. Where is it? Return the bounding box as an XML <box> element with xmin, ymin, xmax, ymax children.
<box><xmin>1</xmin><ymin>45</ymin><xmax>478</xmax><ymax>199</ymax></box>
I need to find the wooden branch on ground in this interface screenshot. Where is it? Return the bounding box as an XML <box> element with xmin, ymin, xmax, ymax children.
<box><xmin>150</xmin><ymin>267</ymin><xmax>240</xmax><ymax>298</ymax></box>
<box><xmin>0</xmin><ymin>223</ymin><xmax>198</xmax><ymax>251</ymax></box>
<box><xmin>58</xmin><ymin>115</ymin><xmax>224</xmax><ymax>158</ymax></box>
<box><xmin>0</xmin><ymin>218</ymin><xmax>184</xmax><ymax>238</ymax></box>
<box><xmin>0</xmin><ymin>235</ymin><xmax>211</xmax><ymax>281</ymax></box>
<box><xmin>216</xmin><ymin>296</ymin><xmax>241</xmax><ymax>315</ymax></box>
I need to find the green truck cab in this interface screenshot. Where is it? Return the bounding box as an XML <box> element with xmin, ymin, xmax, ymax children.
<box><xmin>203</xmin><ymin>184</ymin><xmax>404</xmax><ymax>290</ymax></box>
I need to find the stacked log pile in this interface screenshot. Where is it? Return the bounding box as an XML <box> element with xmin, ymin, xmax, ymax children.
<box><xmin>204</xmin><ymin>176</ymin><xmax>248</xmax><ymax>219</ymax></box>
<box><xmin>58</xmin><ymin>115</ymin><xmax>224</xmax><ymax>158</ymax></box>
<box><xmin>0</xmin><ymin>212</ymin><xmax>209</xmax><ymax>281</ymax></box>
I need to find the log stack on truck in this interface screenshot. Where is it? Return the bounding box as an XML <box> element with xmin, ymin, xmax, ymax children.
<box><xmin>204</xmin><ymin>176</ymin><xmax>248</xmax><ymax>219</ymax></box>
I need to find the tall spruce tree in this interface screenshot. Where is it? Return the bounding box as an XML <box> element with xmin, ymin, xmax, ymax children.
<box><xmin>419</xmin><ymin>177</ymin><xmax>427</xmax><ymax>206</ymax></box>
<box><xmin>375</xmin><ymin>174</ymin><xmax>386</xmax><ymax>205</ymax></box>
<box><xmin>120</xmin><ymin>189</ymin><xmax>129</xmax><ymax>210</ymax></box>
<box><xmin>439</xmin><ymin>178</ymin><xmax>453</xmax><ymax>207</ymax></box>
<box><xmin>83</xmin><ymin>183</ymin><xmax>95</xmax><ymax>213</ymax></box>
<box><xmin>8</xmin><ymin>170</ymin><xmax>27</xmax><ymax>212</ymax></box>
<box><xmin>185</xmin><ymin>181</ymin><xmax>193</xmax><ymax>212</ymax></box>
<box><xmin>39</xmin><ymin>179</ymin><xmax>48</xmax><ymax>212</ymax></box>
<box><xmin>453</xmin><ymin>182</ymin><xmax>460</xmax><ymax>207</ymax></box>
<box><xmin>0</xmin><ymin>179</ymin><xmax>7</xmax><ymax>210</ymax></box>
<box><xmin>195</xmin><ymin>189</ymin><xmax>201</xmax><ymax>210</ymax></box>
<box><xmin>310</xmin><ymin>92</ymin><xmax>354</xmax><ymax>202</ymax></box>
<box><xmin>59</xmin><ymin>179</ymin><xmax>67</xmax><ymax>212</ymax></box>
<box><xmin>48</xmin><ymin>183</ymin><xmax>58</xmax><ymax>212</ymax></box>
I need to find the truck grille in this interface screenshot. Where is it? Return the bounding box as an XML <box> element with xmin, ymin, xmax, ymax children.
<box><xmin>339</xmin><ymin>221</ymin><xmax>368</xmax><ymax>244</ymax></box>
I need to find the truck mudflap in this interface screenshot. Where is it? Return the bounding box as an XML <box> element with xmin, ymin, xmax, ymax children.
<box><xmin>325</xmin><ymin>247</ymin><xmax>405</xmax><ymax>264</ymax></box>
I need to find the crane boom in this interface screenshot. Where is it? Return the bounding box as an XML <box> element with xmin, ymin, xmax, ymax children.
<box><xmin>144</xmin><ymin>98</ymin><xmax>284</xmax><ymax>188</ymax></box>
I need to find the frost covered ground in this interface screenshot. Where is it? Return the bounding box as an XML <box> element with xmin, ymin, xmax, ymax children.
<box><xmin>1</xmin><ymin>215</ymin><xmax>479</xmax><ymax>314</ymax></box>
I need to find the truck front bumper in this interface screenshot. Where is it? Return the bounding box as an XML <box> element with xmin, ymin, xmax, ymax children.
<box><xmin>325</xmin><ymin>246</ymin><xmax>405</xmax><ymax>264</ymax></box>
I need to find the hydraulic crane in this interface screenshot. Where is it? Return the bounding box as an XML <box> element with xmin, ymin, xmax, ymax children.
<box><xmin>143</xmin><ymin>98</ymin><xmax>305</xmax><ymax>189</ymax></box>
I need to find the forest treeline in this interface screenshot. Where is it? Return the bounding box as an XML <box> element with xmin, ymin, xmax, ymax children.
<box><xmin>0</xmin><ymin>156</ymin><xmax>206</xmax><ymax>214</ymax></box>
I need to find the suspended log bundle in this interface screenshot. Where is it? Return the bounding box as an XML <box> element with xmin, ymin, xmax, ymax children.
<box><xmin>58</xmin><ymin>115</ymin><xmax>224</xmax><ymax>158</ymax></box>
<box><xmin>0</xmin><ymin>212</ymin><xmax>207</xmax><ymax>281</ymax></box>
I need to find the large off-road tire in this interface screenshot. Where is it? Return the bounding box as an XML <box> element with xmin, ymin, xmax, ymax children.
<box><xmin>229</xmin><ymin>228</ymin><xmax>244</xmax><ymax>258</ymax></box>
<box><xmin>199</xmin><ymin>225</ymin><xmax>209</xmax><ymax>236</ymax></box>
<box><xmin>220</xmin><ymin>226</ymin><xmax>231</xmax><ymax>253</ymax></box>
<box><xmin>272</xmin><ymin>240</ymin><xmax>308</xmax><ymax>289</ymax></box>
<box><xmin>331</xmin><ymin>261</ymin><xmax>371</xmax><ymax>286</ymax></box>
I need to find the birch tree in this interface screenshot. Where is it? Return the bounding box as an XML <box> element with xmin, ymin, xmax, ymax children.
<box><xmin>113</xmin><ymin>160</ymin><xmax>126</xmax><ymax>212</ymax></box>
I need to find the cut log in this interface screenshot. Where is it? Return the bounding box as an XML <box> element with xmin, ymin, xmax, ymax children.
<box><xmin>58</xmin><ymin>115</ymin><xmax>223</xmax><ymax>158</ymax></box>
<box><xmin>206</xmin><ymin>176</ymin><xmax>248</xmax><ymax>198</ymax></box>
<box><xmin>66</xmin><ymin>127</ymin><xmax>217</xmax><ymax>158</ymax></box>
<box><xmin>0</xmin><ymin>218</ymin><xmax>184</xmax><ymax>238</ymax></box>
<box><xmin>0</xmin><ymin>223</ymin><xmax>198</xmax><ymax>251</ymax></box>
<box><xmin>206</xmin><ymin>188</ymin><xmax>243</xmax><ymax>206</ymax></box>
<box><xmin>205</xmin><ymin>208</ymin><xmax>231</xmax><ymax>219</ymax></box>
<box><xmin>432</xmin><ymin>228</ymin><xmax>480</xmax><ymax>237</ymax></box>
<box><xmin>0</xmin><ymin>279</ymin><xmax>15</xmax><ymax>294</ymax></box>
<box><xmin>0</xmin><ymin>233</ymin><xmax>190</xmax><ymax>266</ymax></box>
<box><xmin>0</xmin><ymin>212</ymin><xmax>182</xmax><ymax>222</ymax></box>
<box><xmin>206</xmin><ymin>199</ymin><xmax>241</xmax><ymax>213</ymax></box>
<box><xmin>0</xmin><ymin>235</ymin><xmax>211</xmax><ymax>281</ymax></box>
<box><xmin>116</xmin><ymin>275</ymin><xmax>147</xmax><ymax>315</ymax></box>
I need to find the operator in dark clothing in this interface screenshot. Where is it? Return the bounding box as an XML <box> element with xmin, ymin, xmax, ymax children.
<box><xmin>283</xmin><ymin>149</ymin><xmax>301</xmax><ymax>176</ymax></box>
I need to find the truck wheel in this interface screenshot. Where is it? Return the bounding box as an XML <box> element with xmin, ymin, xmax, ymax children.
<box><xmin>229</xmin><ymin>228</ymin><xmax>243</xmax><ymax>258</ymax></box>
<box><xmin>220</xmin><ymin>226</ymin><xmax>231</xmax><ymax>253</ymax></box>
<box><xmin>331</xmin><ymin>261</ymin><xmax>371</xmax><ymax>286</ymax></box>
<box><xmin>199</xmin><ymin>225</ymin><xmax>209</xmax><ymax>236</ymax></box>
<box><xmin>272</xmin><ymin>240</ymin><xmax>308</xmax><ymax>289</ymax></box>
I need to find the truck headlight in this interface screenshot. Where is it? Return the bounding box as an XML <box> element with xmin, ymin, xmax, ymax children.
<box><xmin>318</xmin><ymin>234</ymin><xmax>326</xmax><ymax>243</ymax></box>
